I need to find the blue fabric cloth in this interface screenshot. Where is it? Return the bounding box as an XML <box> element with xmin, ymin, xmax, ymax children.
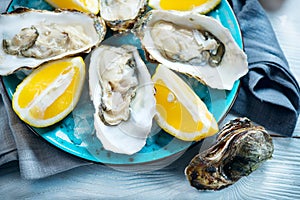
<box><xmin>229</xmin><ymin>0</ymin><xmax>300</xmax><ymax>136</ymax></box>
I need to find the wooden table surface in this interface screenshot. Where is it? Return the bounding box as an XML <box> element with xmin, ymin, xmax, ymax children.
<box><xmin>1</xmin><ymin>0</ymin><xmax>300</xmax><ymax>199</ymax></box>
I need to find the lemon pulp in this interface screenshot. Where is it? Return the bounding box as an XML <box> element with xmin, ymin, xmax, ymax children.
<box><xmin>155</xmin><ymin>79</ymin><xmax>206</xmax><ymax>133</ymax></box>
<box><xmin>160</xmin><ymin>0</ymin><xmax>211</xmax><ymax>11</ymax></box>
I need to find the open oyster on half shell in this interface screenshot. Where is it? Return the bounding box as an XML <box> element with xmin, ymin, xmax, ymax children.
<box><xmin>185</xmin><ymin>117</ymin><xmax>274</xmax><ymax>190</ymax></box>
<box><xmin>99</xmin><ymin>0</ymin><xmax>148</xmax><ymax>32</ymax></box>
<box><xmin>134</xmin><ymin>10</ymin><xmax>248</xmax><ymax>90</ymax></box>
<box><xmin>0</xmin><ymin>8</ymin><xmax>106</xmax><ymax>75</ymax></box>
<box><xmin>89</xmin><ymin>44</ymin><xmax>156</xmax><ymax>155</ymax></box>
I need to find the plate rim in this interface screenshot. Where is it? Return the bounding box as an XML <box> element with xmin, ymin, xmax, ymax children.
<box><xmin>1</xmin><ymin>0</ymin><xmax>243</xmax><ymax>165</ymax></box>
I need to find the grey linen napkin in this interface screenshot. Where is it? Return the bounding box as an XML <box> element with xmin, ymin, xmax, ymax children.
<box><xmin>0</xmin><ymin>0</ymin><xmax>299</xmax><ymax>179</ymax></box>
<box><xmin>229</xmin><ymin>0</ymin><xmax>300</xmax><ymax>136</ymax></box>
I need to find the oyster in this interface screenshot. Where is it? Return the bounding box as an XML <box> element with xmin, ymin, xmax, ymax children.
<box><xmin>185</xmin><ymin>117</ymin><xmax>274</xmax><ymax>190</ymax></box>
<box><xmin>134</xmin><ymin>10</ymin><xmax>248</xmax><ymax>90</ymax></box>
<box><xmin>0</xmin><ymin>8</ymin><xmax>106</xmax><ymax>75</ymax></box>
<box><xmin>89</xmin><ymin>44</ymin><xmax>156</xmax><ymax>155</ymax></box>
<box><xmin>99</xmin><ymin>0</ymin><xmax>148</xmax><ymax>32</ymax></box>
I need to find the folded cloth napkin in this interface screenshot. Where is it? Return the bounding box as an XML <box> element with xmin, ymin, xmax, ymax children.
<box><xmin>0</xmin><ymin>0</ymin><xmax>299</xmax><ymax>180</ymax></box>
<box><xmin>229</xmin><ymin>0</ymin><xmax>300</xmax><ymax>136</ymax></box>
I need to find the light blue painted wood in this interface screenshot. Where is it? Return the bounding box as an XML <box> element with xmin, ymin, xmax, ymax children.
<box><xmin>266</xmin><ymin>0</ymin><xmax>300</xmax><ymax>137</ymax></box>
<box><xmin>1</xmin><ymin>138</ymin><xmax>300</xmax><ymax>199</ymax></box>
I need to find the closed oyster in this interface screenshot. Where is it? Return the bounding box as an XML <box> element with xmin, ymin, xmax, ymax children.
<box><xmin>99</xmin><ymin>0</ymin><xmax>148</xmax><ymax>32</ymax></box>
<box><xmin>89</xmin><ymin>44</ymin><xmax>156</xmax><ymax>155</ymax></box>
<box><xmin>134</xmin><ymin>10</ymin><xmax>248</xmax><ymax>90</ymax></box>
<box><xmin>0</xmin><ymin>8</ymin><xmax>106</xmax><ymax>75</ymax></box>
<box><xmin>185</xmin><ymin>117</ymin><xmax>274</xmax><ymax>190</ymax></box>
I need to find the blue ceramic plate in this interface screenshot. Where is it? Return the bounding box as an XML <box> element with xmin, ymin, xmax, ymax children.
<box><xmin>2</xmin><ymin>0</ymin><xmax>242</xmax><ymax>164</ymax></box>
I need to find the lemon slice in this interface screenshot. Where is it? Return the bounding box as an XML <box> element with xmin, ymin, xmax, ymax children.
<box><xmin>152</xmin><ymin>64</ymin><xmax>218</xmax><ymax>141</ymax></box>
<box><xmin>12</xmin><ymin>57</ymin><xmax>86</xmax><ymax>128</ymax></box>
<box><xmin>45</xmin><ymin>0</ymin><xmax>99</xmax><ymax>14</ymax></box>
<box><xmin>148</xmin><ymin>0</ymin><xmax>221</xmax><ymax>14</ymax></box>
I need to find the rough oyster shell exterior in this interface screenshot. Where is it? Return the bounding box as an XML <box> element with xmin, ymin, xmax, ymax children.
<box><xmin>185</xmin><ymin>117</ymin><xmax>274</xmax><ymax>190</ymax></box>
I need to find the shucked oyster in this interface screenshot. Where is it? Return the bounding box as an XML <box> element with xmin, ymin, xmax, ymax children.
<box><xmin>0</xmin><ymin>8</ymin><xmax>106</xmax><ymax>75</ymax></box>
<box><xmin>134</xmin><ymin>10</ymin><xmax>248</xmax><ymax>90</ymax></box>
<box><xmin>185</xmin><ymin>118</ymin><xmax>274</xmax><ymax>190</ymax></box>
<box><xmin>89</xmin><ymin>44</ymin><xmax>156</xmax><ymax>155</ymax></box>
<box><xmin>99</xmin><ymin>0</ymin><xmax>148</xmax><ymax>32</ymax></box>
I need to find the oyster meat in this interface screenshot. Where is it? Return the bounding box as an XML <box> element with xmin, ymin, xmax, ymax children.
<box><xmin>3</xmin><ymin>23</ymin><xmax>93</xmax><ymax>59</ymax></box>
<box><xmin>0</xmin><ymin>8</ymin><xmax>106</xmax><ymax>75</ymax></box>
<box><xmin>134</xmin><ymin>10</ymin><xmax>248</xmax><ymax>90</ymax></box>
<box><xmin>93</xmin><ymin>45</ymin><xmax>139</xmax><ymax>125</ymax></box>
<box><xmin>89</xmin><ymin>44</ymin><xmax>156</xmax><ymax>155</ymax></box>
<box><xmin>99</xmin><ymin>0</ymin><xmax>148</xmax><ymax>32</ymax></box>
<box><xmin>185</xmin><ymin>117</ymin><xmax>274</xmax><ymax>190</ymax></box>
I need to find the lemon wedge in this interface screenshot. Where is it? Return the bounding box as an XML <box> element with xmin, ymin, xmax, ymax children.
<box><xmin>148</xmin><ymin>0</ymin><xmax>221</xmax><ymax>14</ymax></box>
<box><xmin>12</xmin><ymin>57</ymin><xmax>86</xmax><ymax>128</ymax></box>
<box><xmin>45</xmin><ymin>0</ymin><xmax>99</xmax><ymax>14</ymax></box>
<box><xmin>152</xmin><ymin>65</ymin><xmax>219</xmax><ymax>141</ymax></box>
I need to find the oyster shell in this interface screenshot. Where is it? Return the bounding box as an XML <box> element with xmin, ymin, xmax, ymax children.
<box><xmin>99</xmin><ymin>0</ymin><xmax>148</xmax><ymax>32</ymax></box>
<box><xmin>134</xmin><ymin>10</ymin><xmax>248</xmax><ymax>90</ymax></box>
<box><xmin>185</xmin><ymin>117</ymin><xmax>274</xmax><ymax>190</ymax></box>
<box><xmin>89</xmin><ymin>44</ymin><xmax>156</xmax><ymax>155</ymax></box>
<box><xmin>0</xmin><ymin>8</ymin><xmax>106</xmax><ymax>75</ymax></box>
